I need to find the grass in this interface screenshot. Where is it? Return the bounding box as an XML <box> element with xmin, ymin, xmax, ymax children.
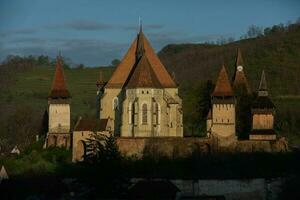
<box><xmin>7</xmin><ymin>66</ymin><xmax>114</xmax><ymax>120</ymax></box>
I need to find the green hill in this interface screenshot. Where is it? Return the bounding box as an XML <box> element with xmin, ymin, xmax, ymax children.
<box><xmin>0</xmin><ymin>23</ymin><xmax>300</xmax><ymax>150</ymax></box>
<box><xmin>158</xmin><ymin>24</ymin><xmax>300</xmax><ymax>96</ymax></box>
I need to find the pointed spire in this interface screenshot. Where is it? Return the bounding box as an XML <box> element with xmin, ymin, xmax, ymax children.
<box><xmin>212</xmin><ymin>64</ymin><xmax>233</xmax><ymax>97</ymax></box>
<box><xmin>49</xmin><ymin>54</ymin><xmax>70</xmax><ymax>98</ymax></box>
<box><xmin>236</xmin><ymin>47</ymin><xmax>244</xmax><ymax>67</ymax></box>
<box><xmin>136</xmin><ymin>20</ymin><xmax>145</xmax><ymax>60</ymax></box>
<box><xmin>232</xmin><ymin>47</ymin><xmax>251</xmax><ymax>94</ymax></box>
<box><xmin>258</xmin><ymin>70</ymin><xmax>268</xmax><ymax>96</ymax></box>
<box><xmin>96</xmin><ymin>69</ymin><xmax>105</xmax><ymax>88</ymax></box>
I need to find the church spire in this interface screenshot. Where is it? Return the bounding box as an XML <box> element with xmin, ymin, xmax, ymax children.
<box><xmin>232</xmin><ymin>47</ymin><xmax>251</xmax><ymax>94</ymax></box>
<box><xmin>96</xmin><ymin>69</ymin><xmax>105</xmax><ymax>88</ymax></box>
<box><xmin>258</xmin><ymin>70</ymin><xmax>268</xmax><ymax>96</ymax></box>
<box><xmin>136</xmin><ymin>21</ymin><xmax>145</xmax><ymax>60</ymax></box>
<box><xmin>49</xmin><ymin>54</ymin><xmax>70</xmax><ymax>99</ymax></box>
<box><xmin>236</xmin><ymin>47</ymin><xmax>244</xmax><ymax>67</ymax></box>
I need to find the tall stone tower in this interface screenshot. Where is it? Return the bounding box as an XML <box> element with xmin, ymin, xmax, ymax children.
<box><xmin>232</xmin><ymin>48</ymin><xmax>251</xmax><ymax>95</ymax></box>
<box><xmin>45</xmin><ymin>55</ymin><xmax>71</xmax><ymax>148</ymax></box>
<box><xmin>211</xmin><ymin>65</ymin><xmax>237</xmax><ymax>146</ymax></box>
<box><xmin>250</xmin><ymin>70</ymin><xmax>276</xmax><ymax>140</ymax></box>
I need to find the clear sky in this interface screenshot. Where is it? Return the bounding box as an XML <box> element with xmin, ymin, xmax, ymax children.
<box><xmin>0</xmin><ymin>0</ymin><xmax>299</xmax><ymax>66</ymax></box>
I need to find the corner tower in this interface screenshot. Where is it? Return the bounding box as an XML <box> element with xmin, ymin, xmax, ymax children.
<box><xmin>46</xmin><ymin>55</ymin><xmax>71</xmax><ymax>148</ymax></box>
<box><xmin>211</xmin><ymin>65</ymin><xmax>237</xmax><ymax>146</ymax></box>
<box><xmin>250</xmin><ymin>70</ymin><xmax>276</xmax><ymax>140</ymax></box>
<box><xmin>232</xmin><ymin>48</ymin><xmax>251</xmax><ymax>95</ymax></box>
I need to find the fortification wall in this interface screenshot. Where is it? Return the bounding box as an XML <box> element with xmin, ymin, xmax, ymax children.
<box><xmin>116</xmin><ymin>137</ymin><xmax>288</xmax><ymax>158</ymax></box>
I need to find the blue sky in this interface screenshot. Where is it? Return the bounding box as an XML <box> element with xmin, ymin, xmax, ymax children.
<box><xmin>0</xmin><ymin>0</ymin><xmax>299</xmax><ymax>66</ymax></box>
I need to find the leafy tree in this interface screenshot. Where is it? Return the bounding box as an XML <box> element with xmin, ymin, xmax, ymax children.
<box><xmin>111</xmin><ymin>59</ymin><xmax>121</xmax><ymax>67</ymax></box>
<box><xmin>84</xmin><ymin>133</ymin><xmax>121</xmax><ymax>163</ymax></box>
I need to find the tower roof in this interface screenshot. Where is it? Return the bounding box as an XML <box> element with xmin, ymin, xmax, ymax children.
<box><xmin>48</xmin><ymin>56</ymin><xmax>70</xmax><ymax>98</ymax></box>
<box><xmin>96</xmin><ymin>69</ymin><xmax>106</xmax><ymax>88</ymax></box>
<box><xmin>259</xmin><ymin>70</ymin><xmax>268</xmax><ymax>92</ymax></box>
<box><xmin>252</xmin><ymin>70</ymin><xmax>275</xmax><ymax>109</ymax></box>
<box><xmin>212</xmin><ymin>65</ymin><xmax>233</xmax><ymax>97</ymax></box>
<box><xmin>232</xmin><ymin>48</ymin><xmax>251</xmax><ymax>94</ymax></box>
<box><xmin>105</xmin><ymin>28</ymin><xmax>177</xmax><ymax>88</ymax></box>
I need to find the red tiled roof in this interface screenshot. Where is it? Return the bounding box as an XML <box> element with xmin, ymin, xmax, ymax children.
<box><xmin>74</xmin><ymin>118</ymin><xmax>108</xmax><ymax>132</ymax></box>
<box><xmin>212</xmin><ymin>65</ymin><xmax>233</xmax><ymax>97</ymax></box>
<box><xmin>232</xmin><ymin>48</ymin><xmax>251</xmax><ymax>94</ymax></box>
<box><xmin>49</xmin><ymin>57</ymin><xmax>70</xmax><ymax>98</ymax></box>
<box><xmin>127</xmin><ymin>54</ymin><xmax>162</xmax><ymax>88</ymax></box>
<box><xmin>105</xmin><ymin>30</ymin><xmax>177</xmax><ymax>88</ymax></box>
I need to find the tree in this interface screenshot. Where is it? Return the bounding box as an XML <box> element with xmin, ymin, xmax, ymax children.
<box><xmin>111</xmin><ymin>59</ymin><xmax>121</xmax><ymax>67</ymax></box>
<box><xmin>84</xmin><ymin>133</ymin><xmax>121</xmax><ymax>163</ymax></box>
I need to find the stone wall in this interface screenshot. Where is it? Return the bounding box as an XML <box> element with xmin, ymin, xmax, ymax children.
<box><xmin>116</xmin><ymin>137</ymin><xmax>288</xmax><ymax>158</ymax></box>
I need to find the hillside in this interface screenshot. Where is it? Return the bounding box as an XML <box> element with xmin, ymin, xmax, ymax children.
<box><xmin>158</xmin><ymin>24</ymin><xmax>300</xmax><ymax>96</ymax></box>
<box><xmin>1</xmin><ymin>24</ymin><xmax>300</xmax><ymax>150</ymax></box>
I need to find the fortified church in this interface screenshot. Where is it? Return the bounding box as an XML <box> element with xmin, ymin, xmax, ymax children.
<box><xmin>44</xmin><ymin>26</ymin><xmax>287</xmax><ymax>161</ymax></box>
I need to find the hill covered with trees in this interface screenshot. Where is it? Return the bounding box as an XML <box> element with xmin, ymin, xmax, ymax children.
<box><xmin>158</xmin><ymin>22</ymin><xmax>300</xmax><ymax>141</ymax></box>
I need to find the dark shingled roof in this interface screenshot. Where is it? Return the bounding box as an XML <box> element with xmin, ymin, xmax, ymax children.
<box><xmin>250</xmin><ymin>129</ymin><xmax>276</xmax><ymax>135</ymax></box>
<box><xmin>49</xmin><ymin>56</ymin><xmax>70</xmax><ymax>99</ymax></box>
<box><xmin>74</xmin><ymin>118</ymin><xmax>108</xmax><ymax>132</ymax></box>
<box><xmin>252</xmin><ymin>96</ymin><xmax>275</xmax><ymax>109</ymax></box>
<box><xmin>212</xmin><ymin>65</ymin><xmax>233</xmax><ymax>97</ymax></box>
<box><xmin>126</xmin><ymin>54</ymin><xmax>162</xmax><ymax>88</ymax></box>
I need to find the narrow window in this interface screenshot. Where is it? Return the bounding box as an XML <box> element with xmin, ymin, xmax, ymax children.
<box><xmin>142</xmin><ymin>103</ymin><xmax>147</xmax><ymax>124</ymax></box>
<box><xmin>113</xmin><ymin>98</ymin><xmax>118</xmax><ymax>110</ymax></box>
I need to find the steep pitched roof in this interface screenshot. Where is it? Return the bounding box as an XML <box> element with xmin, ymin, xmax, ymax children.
<box><xmin>105</xmin><ymin>29</ymin><xmax>177</xmax><ymax>88</ymax></box>
<box><xmin>252</xmin><ymin>70</ymin><xmax>275</xmax><ymax>109</ymax></box>
<box><xmin>259</xmin><ymin>70</ymin><xmax>268</xmax><ymax>92</ymax></box>
<box><xmin>49</xmin><ymin>56</ymin><xmax>70</xmax><ymax>98</ymax></box>
<box><xmin>127</xmin><ymin>54</ymin><xmax>162</xmax><ymax>88</ymax></box>
<box><xmin>232</xmin><ymin>48</ymin><xmax>251</xmax><ymax>94</ymax></box>
<box><xmin>212</xmin><ymin>65</ymin><xmax>233</xmax><ymax>97</ymax></box>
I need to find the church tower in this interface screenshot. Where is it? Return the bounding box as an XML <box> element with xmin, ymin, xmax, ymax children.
<box><xmin>232</xmin><ymin>48</ymin><xmax>251</xmax><ymax>95</ymax></box>
<box><xmin>46</xmin><ymin>55</ymin><xmax>71</xmax><ymax>148</ymax></box>
<box><xmin>250</xmin><ymin>70</ymin><xmax>276</xmax><ymax>140</ymax></box>
<box><xmin>211</xmin><ymin>65</ymin><xmax>237</xmax><ymax>146</ymax></box>
<box><xmin>100</xmin><ymin>25</ymin><xmax>183</xmax><ymax>137</ymax></box>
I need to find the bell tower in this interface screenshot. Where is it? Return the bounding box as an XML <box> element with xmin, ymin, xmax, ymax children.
<box><xmin>211</xmin><ymin>65</ymin><xmax>237</xmax><ymax>146</ymax></box>
<box><xmin>46</xmin><ymin>54</ymin><xmax>71</xmax><ymax>148</ymax></box>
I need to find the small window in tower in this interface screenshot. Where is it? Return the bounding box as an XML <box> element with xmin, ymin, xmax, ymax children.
<box><xmin>142</xmin><ymin>91</ymin><xmax>144</xmax><ymax>94</ymax></box>
<box><xmin>147</xmin><ymin>91</ymin><xmax>149</xmax><ymax>94</ymax></box>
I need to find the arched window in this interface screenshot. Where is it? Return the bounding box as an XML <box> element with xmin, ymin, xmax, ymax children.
<box><xmin>142</xmin><ymin>103</ymin><xmax>147</xmax><ymax>124</ymax></box>
<box><xmin>113</xmin><ymin>97</ymin><xmax>119</xmax><ymax>110</ymax></box>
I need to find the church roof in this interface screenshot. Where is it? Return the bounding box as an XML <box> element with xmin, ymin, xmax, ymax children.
<box><xmin>105</xmin><ymin>28</ymin><xmax>177</xmax><ymax>89</ymax></box>
<box><xmin>232</xmin><ymin>48</ymin><xmax>251</xmax><ymax>94</ymax></box>
<box><xmin>127</xmin><ymin>54</ymin><xmax>162</xmax><ymax>88</ymax></box>
<box><xmin>212</xmin><ymin>65</ymin><xmax>233</xmax><ymax>97</ymax></box>
<box><xmin>48</xmin><ymin>56</ymin><xmax>70</xmax><ymax>98</ymax></box>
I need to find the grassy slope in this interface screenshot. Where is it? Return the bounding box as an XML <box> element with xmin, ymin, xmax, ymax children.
<box><xmin>1</xmin><ymin>26</ymin><xmax>299</xmax><ymax>145</ymax></box>
<box><xmin>6</xmin><ymin>66</ymin><xmax>114</xmax><ymax>121</ymax></box>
